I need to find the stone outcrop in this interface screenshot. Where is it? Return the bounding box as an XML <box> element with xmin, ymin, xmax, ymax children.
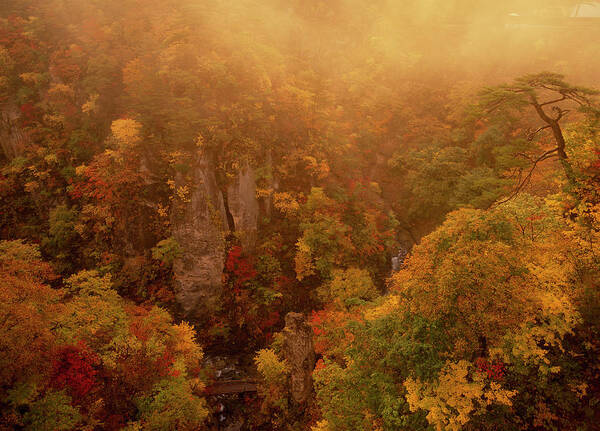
<box><xmin>172</xmin><ymin>153</ymin><xmax>228</xmax><ymax>318</ymax></box>
<box><xmin>282</xmin><ymin>312</ymin><xmax>315</xmax><ymax>405</ymax></box>
<box><xmin>226</xmin><ymin>162</ymin><xmax>259</xmax><ymax>251</ymax></box>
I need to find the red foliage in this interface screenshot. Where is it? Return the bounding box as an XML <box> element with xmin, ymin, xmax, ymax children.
<box><xmin>19</xmin><ymin>103</ymin><xmax>37</xmax><ymax>126</ymax></box>
<box><xmin>258</xmin><ymin>311</ymin><xmax>280</xmax><ymax>331</ymax></box>
<box><xmin>0</xmin><ymin>17</ymin><xmax>43</xmax><ymax>74</ymax></box>
<box><xmin>124</xmin><ymin>306</ymin><xmax>181</xmax><ymax>379</ymax></box>
<box><xmin>475</xmin><ymin>357</ymin><xmax>506</xmax><ymax>381</ymax></box>
<box><xmin>69</xmin><ymin>152</ymin><xmax>143</xmax><ymax>208</ymax></box>
<box><xmin>225</xmin><ymin>246</ymin><xmax>257</xmax><ymax>284</ymax></box>
<box><xmin>80</xmin><ymin>18</ymin><xmax>108</xmax><ymax>42</ymax></box>
<box><xmin>104</xmin><ymin>414</ymin><xmax>127</xmax><ymax>430</ymax></box>
<box><xmin>51</xmin><ymin>341</ymin><xmax>100</xmax><ymax>400</ymax></box>
<box><xmin>145</xmin><ymin>281</ymin><xmax>176</xmax><ymax>305</ymax></box>
<box><xmin>275</xmin><ymin>275</ymin><xmax>292</xmax><ymax>291</ymax></box>
<box><xmin>156</xmin><ymin>349</ymin><xmax>180</xmax><ymax>377</ymax></box>
<box><xmin>129</xmin><ymin>320</ymin><xmax>151</xmax><ymax>343</ymax></box>
<box><xmin>49</xmin><ymin>48</ymin><xmax>83</xmax><ymax>83</ymax></box>
<box><xmin>309</xmin><ymin>309</ymin><xmax>328</xmax><ymax>335</ymax></box>
<box><xmin>587</xmin><ymin>149</ymin><xmax>600</xmax><ymax>173</ymax></box>
<box><xmin>309</xmin><ymin>310</ymin><xmax>330</xmax><ymax>354</ymax></box>
<box><xmin>69</xmin><ymin>164</ymin><xmax>115</xmax><ymax>202</ymax></box>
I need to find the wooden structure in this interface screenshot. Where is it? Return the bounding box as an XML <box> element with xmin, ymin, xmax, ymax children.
<box><xmin>205</xmin><ymin>380</ymin><xmax>258</xmax><ymax>395</ymax></box>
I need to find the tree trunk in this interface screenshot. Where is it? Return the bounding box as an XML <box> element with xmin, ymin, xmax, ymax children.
<box><xmin>531</xmin><ymin>98</ymin><xmax>576</xmax><ymax>184</ymax></box>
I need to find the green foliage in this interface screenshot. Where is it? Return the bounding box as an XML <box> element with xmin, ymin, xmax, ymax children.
<box><xmin>0</xmin><ymin>238</ymin><xmax>43</xmax><ymax>264</ymax></box>
<box><xmin>294</xmin><ymin>187</ymin><xmax>391</xmax><ymax>292</ymax></box>
<box><xmin>314</xmin><ymin>315</ymin><xmax>436</xmax><ymax>430</ymax></box>
<box><xmin>253</xmin><ymin>347</ymin><xmax>291</xmax><ymax>424</ymax></box>
<box><xmin>42</xmin><ymin>205</ymin><xmax>80</xmax><ymax>272</ymax></box>
<box><xmin>22</xmin><ymin>391</ymin><xmax>82</xmax><ymax>431</ymax></box>
<box><xmin>135</xmin><ymin>378</ymin><xmax>208</xmax><ymax>431</ymax></box>
<box><xmin>314</xmin><ymin>198</ymin><xmax>596</xmax><ymax>430</ymax></box>
<box><xmin>151</xmin><ymin>237</ymin><xmax>182</xmax><ymax>266</ymax></box>
<box><xmin>480</xmin><ymin>72</ymin><xmax>599</xmax><ymax>114</ymax></box>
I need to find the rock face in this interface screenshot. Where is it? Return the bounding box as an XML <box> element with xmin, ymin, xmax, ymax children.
<box><xmin>172</xmin><ymin>154</ymin><xmax>228</xmax><ymax>318</ymax></box>
<box><xmin>226</xmin><ymin>162</ymin><xmax>259</xmax><ymax>251</ymax></box>
<box><xmin>259</xmin><ymin>149</ymin><xmax>275</xmax><ymax>219</ymax></box>
<box><xmin>171</xmin><ymin>154</ymin><xmax>261</xmax><ymax>317</ymax></box>
<box><xmin>282</xmin><ymin>312</ymin><xmax>315</xmax><ymax>405</ymax></box>
<box><xmin>391</xmin><ymin>247</ymin><xmax>408</xmax><ymax>273</ymax></box>
<box><xmin>0</xmin><ymin>106</ymin><xmax>29</xmax><ymax>160</ymax></box>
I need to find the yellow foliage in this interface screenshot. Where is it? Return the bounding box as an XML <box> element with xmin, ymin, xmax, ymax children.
<box><xmin>311</xmin><ymin>420</ymin><xmax>330</xmax><ymax>431</ymax></box>
<box><xmin>404</xmin><ymin>360</ymin><xmax>516</xmax><ymax>431</ymax></box>
<box><xmin>303</xmin><ymin>156</ymin><xmax>330</xmax><ymax>179</ymax></box>
<box><xmin>505</xmin><ymin>291</ymin><xmax>580</xmax><ymax>369</ymax></box>
<box><xmin>364</xmin><ymin>295</ymin><xmax>400</xmax><ymax>321</ymax></box>
<box><xmin>24</xmin><ymin>181</ymin><xmax>39</xmax><ymax>193</ymax></box>
<box><xmin>273</xmin><ymin>192</ymin><xmax>300</xmax><ymax>216</ymax></box>
<box><xmin>171</xmin><ymin>322</ymin><xmax>204</xmax><ymax>387</ymax></box>
<box><xmin>157</xmin><ymin>204</ymin><xmax>169</xmax><ymax>219</ymax></box>
<box><xmin>19</xmin><ymin>72</ymin><xmax>44</xmax><ymax>85</ymax></box>
<box><xmin>392</xmin><ymin>210</ymin><xmax>540</xmax><ymax>350</ymax></box>
<box><xmin>43</xmin><ymin>154</ymin><xmax>58</xmax><ymax>165</ymax></box>
<box><xmin>175</xmin><ymin>185</ymin><xmax>191</xmax><ymax>203</ymax></box>
<box><xmin>295</xmin><ymin>237</ymin><xmax>315</xmax><ymax>281</ymax></box>
<box><xmin>167</xmin><ymin>151</ymin><xmax>186</xmax><ymax>167</ymax></box>
<box><xmin>254</xmin><ymin>348</ymin><xmax>288</xmax><ymax>384</ymax></box>
<box><xmin>110</xmin><ymin>118</ymin><xmax>142</xmax><ymax>148</ymax></box>
<box><xmin>389</xmin><ymin>205</ymin><xmax>587</xmax><ymax>366</ymax></box>
<box><xmin>565</xmin><ymin>126</ymin><xmax>599</xmax><ymax>172</ymax></box>
<box><xmin>195</xmin><ymin>133</ymin><xmax>206</xmax><ymax>148</ymax></box>
<box><xmin>82</xmin><ymin>93</ymin><xmax>99</xmax><ymax>114</ymax></box>
<box><xmin>75</xmin><ymin>164</ymin><xmax>87</xmax><ymax>176</ymax></box>
<box><xmin>319</xmin><ymin>268</ymin><xmax>378</xmax><ymax>308</ymax></box>
<box><xmin>43</xmin><ymin>113</ymin><xmax>66</xmax><ymax>127</ymax></box>
<box><xmin>256</xmin><ymin>187</ymin><xmax>273</xmax><ymax>198</ymax></box>
<box><xmin>47</xmin><ymin>83</ymin><xmax>75</xmax><ymax>100</ymax></box>
<box><xmin>571</xmin><ymin>382</ymin><xmax>588</xmax><ymax>399</ymax></box>
<box><xmin>172</xmin><ymin>322</ymin><xmax>203</xmax><ymax>360</ymax></box>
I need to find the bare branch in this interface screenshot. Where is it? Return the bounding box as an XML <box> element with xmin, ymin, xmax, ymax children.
<box><xmin>552</xmin><ymin>107</ymin><xmax>570</xmax><ymax>122</ymax></box>
<box><xmin>526</xmin><ymin>125</ymin><xmax>551</xmax><ymax>141</ymax></box>
<box><xmin>539</xmin><ymin>95</ymin><xmax>567</xmax><ymax>106</ymax></box>
<box><xmin>494</xmin><ymin>148</ymin><xmax>559</xmax><ymax>206</ymax></box>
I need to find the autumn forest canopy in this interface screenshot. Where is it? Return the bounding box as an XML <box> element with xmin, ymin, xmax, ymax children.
<box><xmin>2</xmin><ymin>0</ymin><xmax>600</xmax><ymax>430</ymax></box>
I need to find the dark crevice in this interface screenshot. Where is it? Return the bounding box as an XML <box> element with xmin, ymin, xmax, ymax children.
<box><xmin>221</xmin><ymin>187</ymin><xmax>236</xmax><ymax>233</ymax></box>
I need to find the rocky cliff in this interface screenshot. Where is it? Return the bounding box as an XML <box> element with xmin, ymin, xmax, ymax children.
<box><xmin>0</xmin><ymin>106</ymin><xmax>29</xmax><ymax>160</ymax></box>
<box><xmin>226</xmin><ymin>161</ymin><xmax>259</xmax><ymax>252</ymax></box>
<box><xmin>172</xmin><ymin>155</ymin><xmax>260</xmax><ymax>317</ymax></box>
<box><xmin>283</xmin><ymin>312</ymin><xmax>315</xmax><ymax>405</ymax></box>
<box><xmin>172</xmin><ymin>153</ymin><xmax>228</xmax><ymax>318</ymax></box>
